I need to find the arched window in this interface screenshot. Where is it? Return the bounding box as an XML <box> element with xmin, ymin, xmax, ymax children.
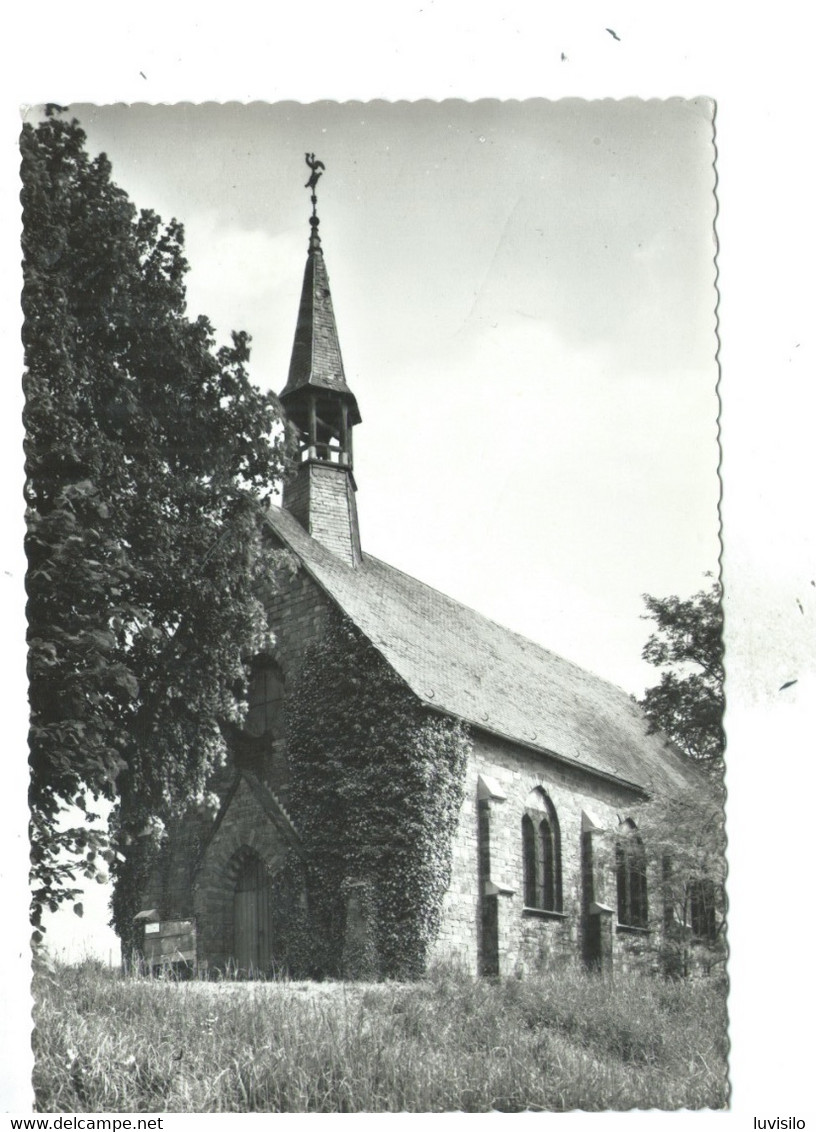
<box><xmin>616</xmin><ymin>819</ymin><xmax>648</xmax><ymax>929</ymax></box>
<box><xmin>244</xmin><ymin>659</ymin><xmax>284</xmax><ymax>739</ymax></box>
<box><xmin>522</xmin><ymin>815</ymin><xmax>538</xmax><ymax>906</ymax></box>
<box><xmin>541</xmin><ymin>816</ymin><xmax>557</xmax><ymax>911</ymax></box>
<box><xmin>521</xmin><ymin>788</ymin><xmax>563</xmax><ymax>913</ymax></box>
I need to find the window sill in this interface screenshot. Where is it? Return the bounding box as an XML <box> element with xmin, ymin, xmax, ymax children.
<box><xmin>522</xmin><ymin>906</ymin><xmax>568</xmax><ymax>921</ymax></box>
<box><xmin>616</xmin><ymin>923</ymin><xmax>651</xmax><ymax>936</ymax></box>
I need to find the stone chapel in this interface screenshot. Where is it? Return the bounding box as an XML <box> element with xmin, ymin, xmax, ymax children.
<box><xmin>140</xmin><ymin>170</ymin><xmax>707</xmax><ymax>979</ymax></box>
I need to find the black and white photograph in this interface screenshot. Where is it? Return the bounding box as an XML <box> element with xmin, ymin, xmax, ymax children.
<box><xmin>21</xmin><ymin>98</ymin><xmax>725</xmax><ymax>1111</ymax></box>
<box><xmin>3</xmin><ymin>4</ymin><xmax>815</xmax><ymax>1121</ymax></box>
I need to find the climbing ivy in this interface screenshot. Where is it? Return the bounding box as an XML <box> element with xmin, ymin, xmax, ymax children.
<box><xmin>287</xmin><ymin>614</ymin><xmax>470</xmax><ymax>980</ymax></box>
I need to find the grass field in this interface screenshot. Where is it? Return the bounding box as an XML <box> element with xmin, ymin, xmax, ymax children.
<box><xmin>32</xmin><ymin>957</ymin><xmax>728</xmax><ymax>1112</ymax></box>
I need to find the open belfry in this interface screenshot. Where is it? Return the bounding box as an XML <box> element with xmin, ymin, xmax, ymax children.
<box><xmin>140</xmin><ymin>155</ymin><xmax>705</xmax><ymax>979</ymax></box>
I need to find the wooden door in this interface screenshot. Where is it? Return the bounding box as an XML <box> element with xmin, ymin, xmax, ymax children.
<box><xmin>233</xmin><ymin>854</ymin><xmax>273</xmax><ymax>973</ymax></box>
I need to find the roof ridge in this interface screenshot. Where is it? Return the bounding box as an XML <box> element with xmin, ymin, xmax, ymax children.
<box><xmin>361</xmin><ymin>550</ymin><xmax>633</xmax><ymax>703</ymax></box>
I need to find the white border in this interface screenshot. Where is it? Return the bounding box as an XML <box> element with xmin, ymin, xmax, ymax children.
<box><xmin>3</xmin><ymin>1</ymin><xmax>815</xmax><ymax>1123</ymax></box>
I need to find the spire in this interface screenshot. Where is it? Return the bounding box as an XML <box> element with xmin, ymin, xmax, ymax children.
<box><xmin>279</xmin><ymin>155</ymin><xmax>360</xmax><ymax>424</ymax></box>
<box><xmin>279</xmin><ymin>155</ymin><xmax>362</xmax><ymax>568</ymax></box>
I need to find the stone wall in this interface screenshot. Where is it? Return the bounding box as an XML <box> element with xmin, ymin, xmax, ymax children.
<box><xmin>257</xmin><ymin>546</ymin><xmax>335</xmax><ymax>804</ymax></box>
<box><xmin>153</xmin><ymin>549</ymin><xmax>333</xmax><ymax>964</ymax></box>
<box><xmin>430</xmin><ymin>730</ymin><xmax>661</xmax><ymax>975</ymax></box>
<box><xmin>263</xmin><ymin>543</ymin><xmax>334</xmax><ymax>690</ymax></box>
<box><xmin>190</xmin><ymin>552</ymin><xmax>334</xmax><ymax>966</ymax></box>
<box><xmin>282</xmin><ymin>463</ymin><xmax>361</xmax><ymax>566</ymax></box>
<box><xmin>193</xmin><ymin>777</ymin><xmax>294</xmax><ymax>969</ymax></box>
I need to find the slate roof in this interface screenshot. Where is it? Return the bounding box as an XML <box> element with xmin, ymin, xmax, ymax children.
<box><xmin>264</xmin><ymin>505</ymin><xmax>699</xmax><ymax>798</ymax></box>
<box><xmin>279</xmin><ymin>237</ymin><xmax>361</xmax><ymax>424</ymax></box>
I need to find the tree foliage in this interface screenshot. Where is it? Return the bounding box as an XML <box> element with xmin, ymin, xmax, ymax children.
<box><xmin>22</xmin><ymin>110</ymin><xmax>289</xmax><ymax>938</ymax></box>
<box><xmin>635</xmin><ymin>580</ymin><xmax>726</xmax><ymax>974</ymax></box>
<box><xmin>636</xmin><ymin>785</ymin><xmax>727</xmax><ymax>976</ymax></box>
<box><xmin>287</xmin><ymin>613</ymin><xmax>470</xmax><ymax>979</ymax></box>
<box><xmin>638</xmin><ymin>580</ymin><xmax>724</xmax><ymax>762</ymax></box>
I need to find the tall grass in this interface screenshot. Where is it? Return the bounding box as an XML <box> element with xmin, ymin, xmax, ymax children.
<box><xmin>32</xmin><ymin>958</ymin><xmax>728</xmax><ymax>1112</ymax></box>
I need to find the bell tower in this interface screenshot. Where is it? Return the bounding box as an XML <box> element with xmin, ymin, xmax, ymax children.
<box><xmin>279</xmin><ymin>154</ymin><xmax>362</xmax><ymax>568</ymax></box>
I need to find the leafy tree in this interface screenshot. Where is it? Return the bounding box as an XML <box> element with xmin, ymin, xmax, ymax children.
<box><xmin>22</xmin><ymin>110</ymin><xmax>290</xmax><ymax>946</ymax></box>
<box><xmin>635</xmin><ymin>580</ymin><xmax>726</xmax><ymax>974</ymax></box>
<box><xmin>636</xmin><ymin>785</ymin><xmax>727</xmax><ymax>977</ymax></box>
<box><xmin>637</xmin><ymin>579</ymin><xmax>724</xmax><ymax>763</ymax></box>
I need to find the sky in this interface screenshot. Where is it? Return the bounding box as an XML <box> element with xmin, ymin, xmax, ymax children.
<box><xmin>24</xmin><ymin>97</ymin><xmax>720</xmax><ymax>963</ymax></box>
<box><xmin>4</xmin><ymin>7</ymin><xmax>815</xmax><ymax>1117</ymax></box>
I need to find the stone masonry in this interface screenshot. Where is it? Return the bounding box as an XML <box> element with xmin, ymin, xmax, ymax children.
<box><xmin>193</xmin><ymin>776</ymin><xmax>296</xmax><ymax>968</ymax></box>
<box><xmin>282</xmin><ymin>464</ymin><xmax>361</xmax><ymax>569</ymax></box>
<box><xmin>430</xmin><ymin>731</ymin><xmax>657</xmax><ymax>975</ymax></box>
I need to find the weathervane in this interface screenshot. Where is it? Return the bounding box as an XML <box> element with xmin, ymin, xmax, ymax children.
<box><xmin>304</xmin><ymin>153</ymin><xmax>326</xmax><ymax>232</ymax></box>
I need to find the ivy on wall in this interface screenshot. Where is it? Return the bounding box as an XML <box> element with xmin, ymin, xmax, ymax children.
<box><xmin>265</xmin><ymin>852</ymin><xmax>319</xmax><ymax>979</ymax></box>
<box><xmin>287</xmin><ymin>613</ymin><xmax>471</xmax><ymax>980</ymax></box>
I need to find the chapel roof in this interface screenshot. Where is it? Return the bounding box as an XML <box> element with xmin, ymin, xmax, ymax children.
<box><xmin>263</xmin><ymin>504</ymin><xmax>700</xmax><ymax>798</ymax></box>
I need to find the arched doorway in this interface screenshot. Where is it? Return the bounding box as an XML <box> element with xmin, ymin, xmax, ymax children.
<box><xmin>233</xmin><ymin>851</ymin><xmax>274</xmax><ymax>973</ymax></box>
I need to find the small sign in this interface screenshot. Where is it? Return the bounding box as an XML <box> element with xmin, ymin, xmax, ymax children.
<box><xmin>141</xmin><ymin>918</ymin><xmax>197</xmax><ymax>968</ymax></box>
